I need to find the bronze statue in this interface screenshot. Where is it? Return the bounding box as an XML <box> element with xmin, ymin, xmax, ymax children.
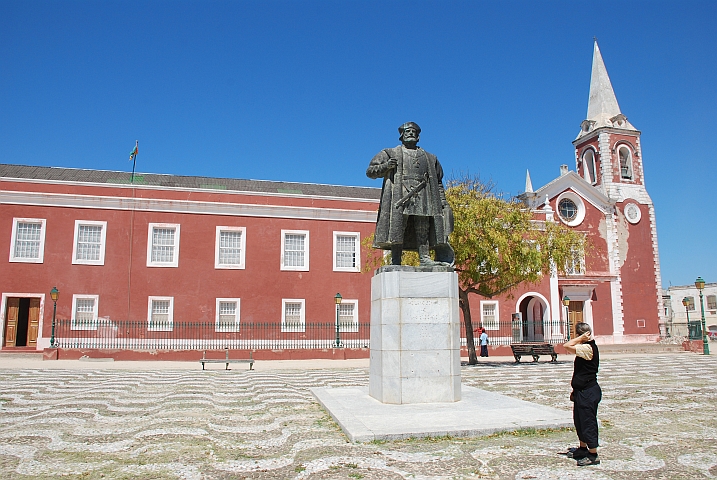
<box><xmin>366</xmin><ymin>122</ymin><xmax>454</xmax><ymax>266</ymax></box>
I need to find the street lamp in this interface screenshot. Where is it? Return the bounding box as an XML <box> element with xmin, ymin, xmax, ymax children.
<box><xmin>334</xmin><ymin>293</ymin><xmax>343</xmax><ymax>348</ymax></box>
<box><xmin>695</xmin><ymin>277</ymin><xmax>710</xmax><ymax>355</ymax></box>
<box><xmin>682</xmin><ymin>297</ymin><xmax>692</xmax><ymax>338</ymax></box>
<box><xmin>50</xmin><ymin>286</ymin><xmax>59</xmax><ymax>348</ymax></box>
<box><xmin>562</xmin><ymin>296</ymin><xmax>571</xmax><ymax>340</ymax></box>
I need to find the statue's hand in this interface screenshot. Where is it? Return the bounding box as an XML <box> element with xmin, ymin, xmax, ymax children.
<box><xmin>385</xmin><ymin>158</ymin><xmax>398</xmax><ymax>171</ymax></box>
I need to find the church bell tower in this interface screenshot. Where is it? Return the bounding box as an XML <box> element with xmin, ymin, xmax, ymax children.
<box><xmin>573</xmin><ymin>40</ymin><xmax>666</xmax><ymax>338</ymax></box>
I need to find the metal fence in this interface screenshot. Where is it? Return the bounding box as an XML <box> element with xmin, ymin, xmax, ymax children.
<box><xmin>460</xmin><ymin>318</ymin><xmax>569</xmax><ymax>347</ymax></box>
<box><xmin>54</xmin><ymin>317</ymin><xmax>569</xmax><ymax>350</ymax></box>
<box><xmin>53</xmin><ymin>318</ymin><xmax>371</xmax><ymax>350</ymax></box>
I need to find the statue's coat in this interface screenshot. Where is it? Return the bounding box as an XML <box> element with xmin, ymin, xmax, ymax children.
<box><xmin>366</xmin><ymin>145</ymin><xmax>452</xmax><ymax>250</ymax></box>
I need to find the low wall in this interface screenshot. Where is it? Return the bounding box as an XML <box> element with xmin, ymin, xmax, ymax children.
<box><xmin>47</xmin><ymin>347</ymin><xmax>370</xmax><ymax>362</ymax></box>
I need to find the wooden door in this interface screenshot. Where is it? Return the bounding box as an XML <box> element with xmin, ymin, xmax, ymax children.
<box><xmin>27</xmin><ymin>298</ymin><xmax>40</xmax><ymax>346</ymax></box>
<box><xmin>568</xmin><ymin>301</ymin><xmax>583</xmax><ymax>339</ymax></box>
<box><xmin>4</xmin><ymin>298</ymin><xmax>19</xmax><ymax>347</ymax></box>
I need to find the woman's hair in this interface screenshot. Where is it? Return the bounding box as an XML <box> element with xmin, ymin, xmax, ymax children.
<box><xmin>575</xmin><ymin>322</ymin><xmax>592</xmax><ymax>336</ymax></box>
<box><xmin>481</xmin><ymin>328</ymin><xmax>486</xmax><ymax>333</ymax></box>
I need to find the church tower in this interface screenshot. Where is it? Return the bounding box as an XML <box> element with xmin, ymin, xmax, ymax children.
<box><xmin>573</xmin><ymin>41</ymin><xmax>666</xmax><ymax>338</ymax></box>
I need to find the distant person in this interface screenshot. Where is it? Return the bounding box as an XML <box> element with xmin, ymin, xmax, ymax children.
<box><xmin>473</xmin><ymin>327</ymin><xmax>489</xmax><ymax>357</ymax></box>
<box><xmin>562</xmin><ymin>322</ymin><xmax>601</xmax><ymax>466</ymax></box>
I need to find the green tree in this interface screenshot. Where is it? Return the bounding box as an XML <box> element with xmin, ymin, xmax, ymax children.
<box><xmin>361</xmin><ymin>176</ymin><xmax>585</xmax><ymax>365</ymax></box>
<box><xmin>446</xmin><ymin>176</ymin><xmax>585</xmax><ymax>365</ymax></box>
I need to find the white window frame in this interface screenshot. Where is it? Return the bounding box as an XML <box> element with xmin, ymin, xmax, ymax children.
<box><xmin>215</xmin><ymin>298</ymin><xmax>241</xmax><ymax>332</ymax></box>
<box><xmin>333</xmin><ymin>231</ymin><xmax>361</xmax><ymax>272</ymax></box>
<box><xmin>146</xmin><ymin>223</ymin><xmax>181</xmax><ymax>268</ymax></box>
<box><xmin>71</xmin><ymin>294</ymin><xmax>99</xmax><ymax>330</ymax></box>
<box><xmin>280</xmin><ymin>230</ymin><xmax>309</xmax><ymax>271</ymax></box>
<box><xmin>214</xmin><ymin>226</ymin><xmax>246</xmax><ymax>269</ymax></box>
<box><xmin>555</xmin><ymin>191</ymin><xmax>586</xmax><ymax>227</ymax></box>
<box><xmin>9</xmin><ymin>218</ymin><xmax>47</xmax><ymax>263</ymax></box>
<box><xmin>72</xmin><ymin>220</ymin><xmax>107</xmax><ymax>265</ymax></box>
<box><xmin>336</xmin><ymin>299</ymin><xmax>359</xmax><ymax>333</ymax></box>
<box><xmin>480</xmin><ymin>300</ymin><xmax>500</xmax><ymax>331</ymax></box>
<box><xmin>582</xmin><ymin>149</ymin><xmax>597</xmax><ymax>185</ymax></box>
<box><xmin>565</xmin><ymin>246</ymin><xmax>586</xmax><ymax>275</ymax></box>
<box><xmin>618</xmin><ymin>145</ymin><xmax>633</xmax><ymax>180</ymax></box>
<box><xmin>281</xmin><ymin>298</ymin><xmax>305</xmax><ymax>332</ymax></box>
<box><xmin>147</xmin><ymin>296</ymin><xmax>174</xmax><ymax>331</ymax></box>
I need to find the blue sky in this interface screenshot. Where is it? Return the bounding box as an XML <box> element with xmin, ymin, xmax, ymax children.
<box><xmin>1</xmin><ymin>1</ymin><xmax>714</xmax><ymax>288</ymax></box>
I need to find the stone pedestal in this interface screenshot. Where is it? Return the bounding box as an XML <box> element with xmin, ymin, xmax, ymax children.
<box><xmin>369</xmin><ymin>266</ymin><xmax>461</xmax><ymax>404</ymax></box>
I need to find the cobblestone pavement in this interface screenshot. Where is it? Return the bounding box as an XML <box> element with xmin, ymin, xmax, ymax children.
<box><xmin>0</xmin><ymin>353</ymin><xmax>715</xmax><ymax>479</ymax></box>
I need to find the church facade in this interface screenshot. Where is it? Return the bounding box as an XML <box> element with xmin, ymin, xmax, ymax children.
<box><xmin>0</xmin><ymin>42</ymin><xmax>664</xmax><ymax>358</ymax></box>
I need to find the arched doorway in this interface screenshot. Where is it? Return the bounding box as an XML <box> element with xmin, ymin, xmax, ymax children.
<box><xmin>517</xmin><ymin>295</ymin><xmax>548</xmax><ymax>342</ymax></box>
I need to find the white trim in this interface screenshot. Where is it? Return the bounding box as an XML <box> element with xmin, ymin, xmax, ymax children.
<box><xmin>617</xmin><ymin>144</ymin><xmax>634</xmax><ymax>180</ymax></box>
<box><xmin>0</xmin><ymin>174</ymin><xmax>380</xmax><ymax>204</ymax></box>
<box><xmin>146</xmin><ymin>223</ymin><xmax>181</xmax><ymax>268</ymax></box>
<box><xmin>9</xmin><ymin>218</ymin><xmax>46</xmax><ymax>263</ymax></box>
<box><xmin>71</xmin><ymin>294</ymin><xmax>99</xmax><ymax>330</ymax></box>
<box><xmin>581</xmin><ymin>148</ymin><xmax>598</xmax><ymax>185</ymax></box>
<box><xmin>480</xmin><ymin>300</ymin><xmax>500</xmax><ymax>331</ymax></box>
<box><xmin>556</xmin><ymin>191</ymin><xmax>586</xmax><ymax>227</ymax></box>
<box><xmin>214</xmin><ymin>226</ymin><xmax>246</xmax><ymax>269</ymax></box>
<box><xmin>281</xmin><ymin>298</ymin><xmax>305</xmax><ymax>332</ymax></box>
<box><xmin>280</xmin><ymin>230</ymin><xmax>309</xmax><ymax>271</ymax></box>
<box><xmin>0</xmin><ymin>293</ymin><xmax>46</xmax><ymax>350</ymax></box>
<box><xmin>147</xmin><ymin>296</ymin><xmax>174</xmax><ymax>331</ymax></box>
<box><xmin>623</xmin><ymin>202</ymin><xmax>641</xmax><ymax>224</ymax></box>
<box><xmin>336</xmin><ymin>299</ymin><xmax>359</xmax><ymax>333</ymax></box>
<box><xmin>0</xmin><ymin>190</ymin><xmax>378</xmax><ymax>223</ymax></box>
<box><xmin>215</xmin><ymin>298</ymin><xmax>241</xmax><ymax>332</ymax></box>
<box><xmin>71</xmin><ymin>220</ymin><xmax>107</xmax><ymax>265</ymax></box>
<box><xmin>333</xmin><ymin>231</ymin><xmax>361</xmax><ymax>272</ymax></box>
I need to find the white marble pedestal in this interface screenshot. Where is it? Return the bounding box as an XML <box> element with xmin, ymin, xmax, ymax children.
<box><xmin>369</xmin><ymin>266</ymin><xmax>461</xmax><ymax>404</ymax></box>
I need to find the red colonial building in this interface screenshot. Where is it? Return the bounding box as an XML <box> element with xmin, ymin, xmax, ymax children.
<box><xmin>0</xmin><ymin>42</ymin><xmax>664</xmax><ymax>359</ymax></box>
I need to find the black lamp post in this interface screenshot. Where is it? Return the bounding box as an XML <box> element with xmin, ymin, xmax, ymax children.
<box><xmin>50</xmin><ymin>286</ymin><xmax>59</xmax><ymax>348</ymax></box>
<box><xmin>562</xmin><ymin>296</ymin><xmax>571</xmax><ymax>340</ymax></box>
<box><xmin>695</xmin><ymin>277</ymin><xmax>710</xmax><ymax>355</ymax></box>
<box><xmin>334</xmin><ymin>293</ymin><xmax>343</xmax><ymax>348</ymax></box>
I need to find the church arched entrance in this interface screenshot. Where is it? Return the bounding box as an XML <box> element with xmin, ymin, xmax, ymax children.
<box><xmin>518</xmin><ymin>295</ymin><xmax>548</xmax><ymax>342</ymax></box>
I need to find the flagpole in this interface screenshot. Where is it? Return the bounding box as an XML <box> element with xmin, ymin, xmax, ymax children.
<box><xmin>130</xmin><ymin>140</ymin><xmax>138</xmax><ymax>184</ymax></box>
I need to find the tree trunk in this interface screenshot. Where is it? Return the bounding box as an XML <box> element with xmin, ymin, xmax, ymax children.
<box><xmin>459</xmin><ymin>288</ymin><xmax>479</xmax><ymax>365</ymax></box>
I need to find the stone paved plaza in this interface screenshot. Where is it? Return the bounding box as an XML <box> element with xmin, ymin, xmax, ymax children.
<box><xmin>0</xmin><ymin>353</ymin><xmax>716</xmax><ymax>479</ymax></box>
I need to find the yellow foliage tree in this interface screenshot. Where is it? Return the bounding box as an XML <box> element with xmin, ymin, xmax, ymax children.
<box><xmin>446</xmin><ymin>176</ymin><xmax>585</xmax><ymax>364</ymax></box>
<box><xmin>362</xmin><ymin>175</ymin><xmax>585</xmax><ymax>365</ymax></box>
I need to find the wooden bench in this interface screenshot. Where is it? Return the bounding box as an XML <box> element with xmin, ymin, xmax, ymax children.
<box><xmin>510</xmin><ymin>343</ymin><xmax>558</xmax><ymax>363</ymax></box>
<box><xmin>200</xmin><ymin>350</ymin><xmax>255</xmax><ymax>370</ymax></box>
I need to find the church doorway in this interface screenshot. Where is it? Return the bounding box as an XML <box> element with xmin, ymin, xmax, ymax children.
<box><xmin>518</xmin><ymin>295</ymin><xmax>547</xmax><ymax>342</ymax></box>
<box><xmin>567</xmin><ymin>301</ymin><xmax>584</xmax><ymax>339</ymax></box>
<box><xmin>3</xmin><ymin>297</ymin><xmax>40</xmax><ymax>348</ymax></box>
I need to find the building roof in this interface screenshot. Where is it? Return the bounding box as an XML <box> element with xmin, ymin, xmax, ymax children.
<box><xmin>0</xmin><ymin>163</ymin><xmax>381</xmax><ymax>200</ymax></box>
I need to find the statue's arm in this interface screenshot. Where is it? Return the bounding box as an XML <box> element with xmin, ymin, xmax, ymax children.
<box><xmin>435</xmin><ymin>157</ymin><xmax>448</xmax><ymax>207</ymax></box>
<box><xmin>366</xmin><ymin>149</ymin><xmax>396</xmax><ymax>179</ymax></box>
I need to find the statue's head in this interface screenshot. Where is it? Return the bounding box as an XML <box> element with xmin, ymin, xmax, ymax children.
<box><xmin>398</xmin><ymin>122</ymin><xmax>421</xmax><ymax>145</ymax></box>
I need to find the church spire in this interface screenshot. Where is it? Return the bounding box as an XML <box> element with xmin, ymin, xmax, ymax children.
<box><xmin>587</xmin><ymin>40</ymin><xmax>621</xmax><ymax>121</ymax></box>
<box><xmin>577</xmin><ymin>40</ymin><xmax>637</xmax><ymax>139</ymax></box>
<box><xmin>525</xmin><ymin>170</ymin><xmax>533</xmax><ymax>193</ymax></box>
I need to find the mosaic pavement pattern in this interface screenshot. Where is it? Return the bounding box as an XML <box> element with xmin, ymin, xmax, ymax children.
<box><xmin>0</xmin><ymin>354</ymin><xmax>715</xmax><ymax>479</ymax></box>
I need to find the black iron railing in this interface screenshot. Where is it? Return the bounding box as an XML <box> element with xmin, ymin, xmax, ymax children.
<box><xmin>54</xmin><ymin>317</ymin><xmax>569</xmax><ymax>350</ymax></box>
<box><xmin>53</xmin><ymin>318</ymin><xmax>371</xmax><ymax>350</ymax></box>
<box><xmin>460</xmin><ymin>319</ymin><xmax>569</xmax><ymax>347</ymax></box>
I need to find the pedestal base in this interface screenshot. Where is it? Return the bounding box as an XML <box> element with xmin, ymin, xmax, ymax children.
<box><xmin>369</xmin><ymin>267</ymin><xmax>461</xmax><ymax>404</ymax></box>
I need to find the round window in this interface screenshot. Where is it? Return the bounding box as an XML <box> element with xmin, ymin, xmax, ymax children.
<box><xmin>558</xmin><ymin>198</ymin><xmax>578</xmax><ymax>221</ymax></box>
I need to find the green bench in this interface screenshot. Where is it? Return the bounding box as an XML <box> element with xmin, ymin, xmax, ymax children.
<box><xmin>200</xmin><ymin>350</ymin><xmax>255</xmax><ymax>370</ymax></box>
<box><xmin>510</xmin><ymin>343</ymin><xmax>558</xmax><ymax>363</ymax></box>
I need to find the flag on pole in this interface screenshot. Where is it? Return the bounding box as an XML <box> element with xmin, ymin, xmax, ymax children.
<box><xmin>129</xmin><ymin>141</ymin><xmax>138</xmax><ymax>161</ymax></box>
<box><xmin>129</xmin><ymin>140</ymin><xmax>138</xmax><ymax>184</ymax></box>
